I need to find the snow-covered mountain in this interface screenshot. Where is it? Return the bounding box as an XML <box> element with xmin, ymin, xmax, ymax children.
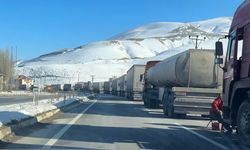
<box><xmin>16</xmin><ymin>17</ymin><xmax>232</xmax><ymax>84</ymax></box>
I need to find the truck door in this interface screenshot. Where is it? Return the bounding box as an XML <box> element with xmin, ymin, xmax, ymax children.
<box><xmin>223</xmin><ymin>30</ymin><xmax>243</xmax><ymax>107</ymax></box>
<box><xmin>223</xmin><ymin>32</ymin><xmax>237</xmax><ymax>107</ymax></box>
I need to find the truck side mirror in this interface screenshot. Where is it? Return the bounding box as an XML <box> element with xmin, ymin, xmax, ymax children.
<box><xmin>215</xmin><ymin>41</ymin><xmax>223</xmax><ymax>56</ymax></box>
<box><xmin>215</xmin><ymin>58</ymin><xmax>223</xmax><ymax>65</ymax></box>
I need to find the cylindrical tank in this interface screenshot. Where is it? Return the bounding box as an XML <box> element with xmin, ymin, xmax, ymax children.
<box><xmin>147</xmin><ymin>49</ymin><xmax>222</xmax><ymax>88</ymax></box>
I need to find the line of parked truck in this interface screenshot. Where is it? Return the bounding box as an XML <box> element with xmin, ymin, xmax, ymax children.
<box><xmin>102</xmin><ymin>1</ymin><xmax>250</xmax><ymax>144</ymax></box>
<box><xmin>96</xmin><ymin>64</ymin><xmax>145</xmax><ymax>100</ymax></box>
<box><xmin>43</xmin><ymin>1</ymin><xmax>250</xmax><ymax>144</ymax></box>
<box><xmin>91</xmin><ymin>48</ymin><xmax>222</xmax><ymax>119</ymax></box>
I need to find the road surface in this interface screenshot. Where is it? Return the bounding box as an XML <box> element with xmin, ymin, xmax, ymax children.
<box><xmin>0</xmin><ymin>94</ymin><xmax>248</xmax><ymax>150</ymax></box>
<box><xmin>0</xmin><ymin>95</ymin><xmax>53</xmax><ymax>106</ymax></box>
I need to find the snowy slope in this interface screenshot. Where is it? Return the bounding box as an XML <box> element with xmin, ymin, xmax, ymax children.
<box><xmin>16</xmin><ymin>17</ymin><xmax>232</xmax><ymax>84</ymax></box>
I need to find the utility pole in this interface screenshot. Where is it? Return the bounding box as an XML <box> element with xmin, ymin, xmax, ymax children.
<box><xmin>91</xmin><ymin>75</ymin><xmax>94</xmax><ymax>84</ymax></box>
<box><xmin>91</xmin><ymin>75</ymin><xmax>94</xmax><ymax>93</ymax></box>
<box><xmin>77</xmin><ymin>72</ymin><xmax>80</xmax><ymax>83</ymax></box>
<box><xmin>189</xmin><ymin>35</ymin><xmax>206</xmax><ymax>49</ymax></box>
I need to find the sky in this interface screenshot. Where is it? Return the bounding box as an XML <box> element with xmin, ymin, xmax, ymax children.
<box><xmin>0</xmin><ymin>0</ymin><xmax>244</xmax><ymax>60</ymax></box>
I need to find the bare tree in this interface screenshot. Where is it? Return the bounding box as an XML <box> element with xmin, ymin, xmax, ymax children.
<box><xmin>0</xmin><ymin>49</ymin><xmax>14</xmax><ymax>90</ymax></box>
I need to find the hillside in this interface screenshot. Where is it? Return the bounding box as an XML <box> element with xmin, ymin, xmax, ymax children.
<box><xmin>16</xmin><ymin>17</ymin><xmax>232</xmax><ymax>84</ymax></box>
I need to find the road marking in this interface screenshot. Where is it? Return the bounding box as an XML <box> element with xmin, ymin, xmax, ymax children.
<box><xmin>174</xmin><ymin>123</ymin><xmax>230</xmax><ymax>150</ymax></box>
<box><xmin>43</xmin><ymin>100</ymin><xmax>97</xmax><ymax>148</ymax></box>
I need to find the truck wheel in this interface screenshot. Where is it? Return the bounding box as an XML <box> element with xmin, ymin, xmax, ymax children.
<box><xmin>176</xmin><ymin>113</ymin><xmax>186</xmax><ymax>118</ymax></box>
<box><xmin>143</xmin><ymin>98</ymin><xmax>147</xmax><ymax>107</ymax></box>
<box><xmin>143</xmin><ymin>97</ymin><xmax>148</xmax><ymax>108</ymax></box>
<box><xmin>155</xmin><ymin>100</ymin><xmax>160</xmax><ymax>109</ymax></box>
<box><xmin>237</xmin><ymin>101</ymin><xmax>250</xmax><ymax>145</ymax></box>
<box><xmin>148</xmin><ymin>98</ymin><xmax>156</xmax><ymax>109</ymax></box>
<box><xmin>167</xmin><ymin>101</ymin><xmax>175</xmax><ymax>118</ymax></box>
<box><xmin>163</xmin><ymin>99</ymin><xmax>168</xmax><ymax>116</ymax></box>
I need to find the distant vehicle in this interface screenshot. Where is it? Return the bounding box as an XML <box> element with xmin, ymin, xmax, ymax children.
<box><xmin>143</xmin><ymin>49</ymin><xmax>222</xmax><ymax>118</ymax></box>
<box><xmin>51</xmin><ymin>84</ymin><xmax>61</xmax><ymax>92</ymax></box>
<box><xmin>19</xmin><ymin>84</ymin><xmax>27</xmax><ymax>90</ymax></box>
<box><xmin>63</xmin><ymin>84</ymin><xmax>72</xmax><ymax>91</ymax></box>
<box><xmin>74</xmin><ymin>82</ymin><xmax>84</xmax><ymax>91</ymax></box>
<box><xmin>104</xmin><ymin>78</ymin><xmax>114</xmax><ymax>94</ymax></box>
<box><xmin>82</xmin><ymin>81</ymin><xmax>92</xmax><ymax>92</ymax></box>
<box><xmin>111</xmin><ymin>78</ymin><xmax>120</xmax><ymax>96</ymax></box>
<box><xmin>126</xmin><ymin>65</ymin><xmax>146</xmax><ymax>100</ymax></box>
<box><xmin>119</xmin><ymin>74</ymin><xmax>127</xmax><ymax>97</ymax></box>
<box><xmin>93</xmin><ymin>82</ymin><xmax>104</xmax><ymax>94</ymax></box>
<box><xmin>215</xmin><ymin>1</ymin><xmax>250</xmax><ymax>144</ymax></box>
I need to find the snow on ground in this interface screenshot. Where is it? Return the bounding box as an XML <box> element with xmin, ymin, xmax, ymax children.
<box><xmin>0</xmin><ymin>96</ymin><xmax>89</xmax><ymax>128</ymax></box>
<box><xmin>0</xmin><ymin>91</ymin><xmax>51</xmax><ymax>96</ymax></box>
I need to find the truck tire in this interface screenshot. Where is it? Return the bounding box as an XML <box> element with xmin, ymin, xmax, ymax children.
<box><xmin>167</xmin><ymin>101</ymin><xmax>175</xmax><ymax>118</ymax></box>
<box><xmin>162</xmin><ymin>93</ymin><xmax>168</xmax><ymax>116</ymax></box>
<box><xmin>163</xmin><ymin>99</ymin><xmax>168</xmax><ymax>116</ymax></box>
<box><xmin>143</xmin><ymin>98</ymin><xmax>147</xmax><ymax>107</ymax></box>
<box><xmin>148</xmin><ymin>98</ymin><xmax>156</xmax><ymax>109</ymax></box>
<box><xmin>143</xmin><ymin>94</ymin><xmax>147</xmax><ymax>107</ymax></box>
<box><xmin>176</xmin><ymin>113</ymin><xmax>186</xmax><ymax>118</ymax></box>
<box><xmin>237</xmin><ymin>101</ymin><xmax>250</xmax><ymax>145</ymax></box>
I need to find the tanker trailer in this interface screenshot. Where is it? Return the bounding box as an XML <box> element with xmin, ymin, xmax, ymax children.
<box><xmin>145</xmin><ymin>49</ymin><xmax>222</xmax><ymax>118</ymax></box>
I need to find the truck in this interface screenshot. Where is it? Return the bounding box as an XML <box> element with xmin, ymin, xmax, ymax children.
<box><xmin>142</xmin><ymin>61</ymin><xmax>161</xmax><ymax>107</ymax></box>
<box><xmin>214</xmin><ymin>1</ymin><xmax>250</xmax><ymax>144</ymax></box>
<box><xmin>119</xmin><ymin>74</ymin><xmax>127</xmax><ymax>97</ymax></box>
<box><xmin>63</xmin><ymin>84</ymin><xmax>72</xmax><ymax>91</ymax></box>
<box><xmin>144</xmin><ymin>49</ymin><xmax>222</xmax><ymax>117</ymax></box>
<box><xmin>93</xmin><ymin>82</ymin><xmax>104</xmax><ymax>94</ymax></box>
<box><xmin>82</xmin><ymin>81</ymin><xmax>92</xmax><ymax>92</ymax></box>
<box><xmin>51</xmin><ymin>84</ymin><xmax>61</xmax><ymax>92</ymax></box>
<box><xmin>104</xmin><ymin>78</ymin><xmax>114</xmax><ymax>94</ymax></box>
<box><xmin>74</xmin><ymin>82</ymin><xmax>84</xmax><ymax>91</ymax></box>
<box><xmin>126</xmin><ymin>64</ymin><xmax>146</xmax><ymax>100</ymax></box>
<box><xmin>111</xmin><ymin>78</ymin><xmax>120</xmax><ymax>96</ymax></box>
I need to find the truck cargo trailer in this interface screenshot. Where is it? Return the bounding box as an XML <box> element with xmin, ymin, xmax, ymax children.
<box><xmin>93</xmin><ymin>82</ymin><xmax>104</xmax><ymax>94</ymax></box>
<box><xmin>119</xmin><ymin>74</ymin><xmax>127</xmax><ymax>97</ymax></box>
<box><xmin>104</xmin><ymin>78</ymin><xmax>114</xmax><ymax>94</ymax></box>
<box><xmin>111</xmin><ymin>78</ymin><xmax>120</xmax><ymax>96</ymax></box>
<box><xmin>63</xmin><ymin>84</ymin><xmax>72</xmax><ymax>91</ymax></box>
<box><xmin>127</xmin><ymin>65</ymin><xmax>146</xmax><ymax>100</ymax></box>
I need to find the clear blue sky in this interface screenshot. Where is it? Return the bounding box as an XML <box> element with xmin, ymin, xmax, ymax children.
<box><xmin>0</xmin><ymin>0</ymin><xmax>244</xmax><ymax>60</ymax></box>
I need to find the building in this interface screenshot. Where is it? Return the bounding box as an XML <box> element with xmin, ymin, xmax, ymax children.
<box><xmin>16</xmin><ymin>75</ymin><xmax>34</xmax><ymax>90</ymax></box>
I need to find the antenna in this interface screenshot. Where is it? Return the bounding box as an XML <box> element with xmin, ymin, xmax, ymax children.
<box><xmin>91</xmin><ymin>75</ymin><xmax>95</xmax><ymax>93</ymax></box>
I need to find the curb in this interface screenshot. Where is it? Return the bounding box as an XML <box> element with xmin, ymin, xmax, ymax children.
<box><xmin>0</xmin><ymin>99</ymin><xmax>84</xmax><ymax>141</ymax></box>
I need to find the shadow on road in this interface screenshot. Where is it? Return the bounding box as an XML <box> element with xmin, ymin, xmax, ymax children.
<box><xmin>1</xmin><ymin>122</ymin><xmax>249</xmax><ymax>150</ymax></box>
<box><xmin>0</xmin><ymin>94</ymin><xmax>249</xmax><ymax>150</ymax></box>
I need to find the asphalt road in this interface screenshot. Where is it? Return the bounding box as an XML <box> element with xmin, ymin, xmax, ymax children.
<box><xmin>0</xmin><ymin>95</ymin><xmax>53</xmax><ymax>106</ymax></box>
<box><xmin>0</xmin><ymin>94</ymin><xmax>248</xmax><ymax>150</ymax></box>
